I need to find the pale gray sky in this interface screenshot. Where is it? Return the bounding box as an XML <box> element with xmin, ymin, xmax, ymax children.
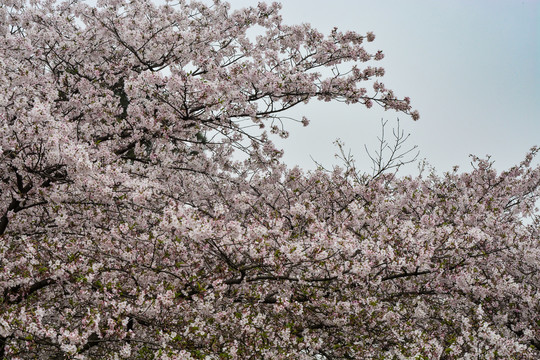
<box><xmin>226</xmin><ymin>0</ymin><xmax>540</xmax><ymax>175</ymax></box>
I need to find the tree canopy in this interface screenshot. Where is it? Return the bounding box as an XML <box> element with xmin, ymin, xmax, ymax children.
<box><xmin>0</xmin><ymin>0</ymin><xmax>539</xmax><ymax>359</ymax></box>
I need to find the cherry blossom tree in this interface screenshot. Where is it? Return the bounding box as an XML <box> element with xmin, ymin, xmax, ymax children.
<box><xmin>1</xmin><ymin>0</ymin><xmax>539</xmax><ymax>359</ymax></box>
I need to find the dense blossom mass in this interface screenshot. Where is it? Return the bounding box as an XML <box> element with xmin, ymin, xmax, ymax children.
<box><xmin>0</xmin><ymin>0</ymin><xmax>539</xmax><ymax>359</ymax></box>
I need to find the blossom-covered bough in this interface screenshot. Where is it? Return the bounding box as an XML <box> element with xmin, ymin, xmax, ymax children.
<box><xmin>0</xmin><ymin>0</ymin><xmax>539</xmax><ymax>358</ymax></box>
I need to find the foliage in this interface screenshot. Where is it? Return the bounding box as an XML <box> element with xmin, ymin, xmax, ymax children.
<box><xmin>0</xmin><ymin>0</ymin><xmax>539</xmax><ymax>359</ymax></box>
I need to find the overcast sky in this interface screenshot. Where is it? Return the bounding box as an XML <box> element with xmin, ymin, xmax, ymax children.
<box><xmin>224</xmin><ymin>0</ymin><xmax>540</xmax><ymax>175</ymax></box>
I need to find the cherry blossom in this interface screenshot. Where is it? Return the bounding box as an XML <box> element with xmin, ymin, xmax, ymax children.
<box><xmin>0</xmin><ymin>0</ymin><xmax>538</xmax><ymax>359</ymax></box>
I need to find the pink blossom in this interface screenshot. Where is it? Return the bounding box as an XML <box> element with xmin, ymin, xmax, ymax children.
<box><xmin>0</xmin><ymin>0</ymin><xmax>537</xmax><ymax>359</ymax></box>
